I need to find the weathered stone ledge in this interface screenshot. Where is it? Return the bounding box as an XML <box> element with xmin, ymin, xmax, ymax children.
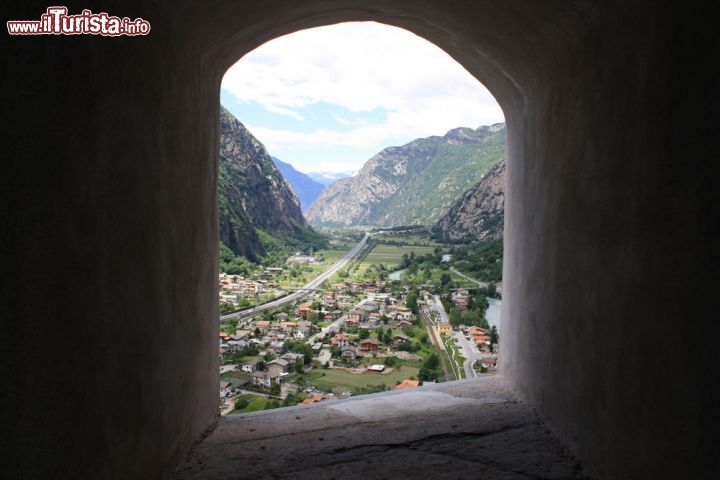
<box><xmin>174</xmin><ymin>376</ymin><xmax>587</xmax><ymax>480</ymax></box>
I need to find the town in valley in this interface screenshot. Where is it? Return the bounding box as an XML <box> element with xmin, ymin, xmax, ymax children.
<box><xmin>217</xmin><ymin>229</ymin><xmax>502</xmax><ymax>415</ymax></box>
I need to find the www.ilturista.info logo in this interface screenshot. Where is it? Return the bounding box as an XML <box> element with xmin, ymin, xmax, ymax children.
<box><xmin>7</xmin><ymin>6</ymin><xmax>150</xmax><ymax>36</ymax></box>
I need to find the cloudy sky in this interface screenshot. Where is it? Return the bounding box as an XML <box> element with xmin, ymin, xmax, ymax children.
<box><xmin>221</xmin><ymin>22</ymin><xmax>504</xmax><ymax>174</ymax></box>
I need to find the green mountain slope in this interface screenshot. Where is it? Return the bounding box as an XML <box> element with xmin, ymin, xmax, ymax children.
<box><xmin>306</xmin><ymin>124</ymin><xmax>506</xmax><ymax>227</ymax></box>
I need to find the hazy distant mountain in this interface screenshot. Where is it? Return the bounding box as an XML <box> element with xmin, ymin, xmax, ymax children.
<box><xmin>306</xmin><ymin>170</ymin><xmax>355</xmax><ymax>186</ymax></box>
<box><xmin>219</xmin><ymin>106</ymin><xmax>324</xmax><ymax>261</ymax></box>
<box><xmin>271</xmin><ymin>157</ymin><xmax>326</xmax><ymax>212</ymax></box>
<box><xmin>306</xmin><ymin>124</ymin><xmax>506</xmax><ymax>227</ymax></box>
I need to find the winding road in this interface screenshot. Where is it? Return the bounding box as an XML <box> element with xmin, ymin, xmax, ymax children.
<box><xmin>451</xmin><ymin>268</ymin><xmax>503</xmax><ymax>295</ymax></box>
<box><xmin>450</xmin><ymin>268</ymin><xmax>488</xmax><ymax>288</ymax></box>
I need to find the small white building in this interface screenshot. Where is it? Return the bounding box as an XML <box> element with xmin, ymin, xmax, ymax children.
<box><xmin>287</xmin><ymin>254</ymin><xmax>317</xmax><ymax>264</ymax></box>
<box><xmin>220</xmin><ymin>381</ymin><xmax>233</xmax><ymax>397</ymax></box>
<box><xmin>241</xmin><ymin>361</ymin><xmax>258</xmax><ymax>373</ymax></box>
<box><xmin>280</xmin><ymin>352</ymin><xmax>304</xmax><ymax>365</ymax></box>
<box><xmin>220</xmin><ymin>294</ymin><xmax>238</xmax><ymax>305</ymax></box>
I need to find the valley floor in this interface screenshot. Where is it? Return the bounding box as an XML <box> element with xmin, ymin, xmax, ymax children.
<box><xmin>218</xmin><ymin>231</ymin><xmax>502</xmax><ymax>414</ymax></box>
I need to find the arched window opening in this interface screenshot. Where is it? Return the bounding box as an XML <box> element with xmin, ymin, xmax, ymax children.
<box><xmin>216</xmin><ymin>22</ymin><xmax>507</xmax><ymax>415</ymax></box>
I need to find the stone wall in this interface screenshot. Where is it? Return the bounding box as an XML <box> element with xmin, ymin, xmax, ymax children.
<box><xmin>1</xmin><ymin>1</ymin><xmax>717</xmax><ymax>478</ymax></box>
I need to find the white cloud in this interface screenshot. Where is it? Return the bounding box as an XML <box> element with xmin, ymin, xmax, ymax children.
<box><xmin>265</xmin><ymin>104</ymin><xmax>304</xmax><ymax>121</ymax></box>
<box><xmin>222</xmin><ymin>21</ymin><xmax>504</xmax><ymax>162</ymax></box>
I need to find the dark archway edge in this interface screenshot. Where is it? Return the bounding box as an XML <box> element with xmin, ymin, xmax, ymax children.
<box><xmin>1</xmin><ymin>1</ymin><xmax>717</xmax><ymax>479</ymax></box>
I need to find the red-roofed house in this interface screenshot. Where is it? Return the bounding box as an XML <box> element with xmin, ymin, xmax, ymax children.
<box><xmin>358</xmin><ymin>338</ymin><xmax>379</xmax><ymax>353</ymax></box>
<box><xmin>296</xmin><ymin>302</ymin><xmax>313</xmax><ymax>319</ymax></box>
<box><xmin>301</xmin><ymin>395</ymin><xmax>324</xmax><ymax>404</ymax></box>
<box><xmin>479</xmin><ymin>357</ymin><xmax>497</xmax><ymax>368</ymax></box>
<box><xmin>395</xmin><ymin>379</ymin><xmax>420</xmax><ymax>390</ymax></box>
<box><xmin>254</xmin><ymin>320</ymin><xmax>271</xmax><ymax>333</ymax></box>
<box><xmin>473</xmin><ymin>334</ymin><xmax>489</xmax><ymax>346</ymax></box>
<box><xmin>331</xmin><ymin>333</ymin><xmax>350</xmax><ymax>347</ymax></box>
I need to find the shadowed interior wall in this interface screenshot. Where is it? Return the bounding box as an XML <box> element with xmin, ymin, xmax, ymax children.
<box><xmin>0</xmin><ymin>1</ymin><xmax>717</xmax><ymax>479</ymax></box>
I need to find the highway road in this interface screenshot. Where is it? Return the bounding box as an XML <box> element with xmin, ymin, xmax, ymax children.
<box><xmin>219</xmin><ymin>232</ymin><xmax>371</xmax><ymax>322</ymax></box>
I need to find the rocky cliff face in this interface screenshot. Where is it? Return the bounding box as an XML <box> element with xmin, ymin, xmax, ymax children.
<box><xmin>219</xmin><ymin>106</ymin><xmax>314</xmax><ymax>260</ymax></box>
<box><xmin>433</xmin><ymin>160</ymin><xmax>506</xmax><ymax>242</ymax></box>
<box><xmin>305</xmin><ymin>124</ymin><xmax>505</xmax><ymax>227</ymax></box>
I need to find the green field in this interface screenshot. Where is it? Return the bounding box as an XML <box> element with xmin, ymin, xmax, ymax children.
<box><xmin>229</xmin><ymin>394</ymin><xmax>271</xmax><ymax>414</ymax></box>
<box><xmin>331</xmin><ymin>242</ymin><xmax>438</xmax><ymax>282</ymax></box>
<box><xmin>320</xmin><ymin>241</ymin><xmax>355</xmax><ymax>263</ymax></box>
<box><xmin>398</xmin><ymin>267</ymin><xmax>479</xmax><ymax>289</ymax></box>
<box><xmin>363</xmin><ymin>244</ymin><xmax>435</xmax><ymax>268</ymax></box>
<box><xmin>304</xmin><ymin>366</ymin><xmax>420</xmax><ymax>393</ymax></box>
<box><xmin>374</xmin><ymin>233</ymin><xmax>444</xmax><ymax>248</ymax></box>
<box><xmin>276</xmin><ymin>234</ymin><xmax>445</xmax><ymax>286</ymax></box>
<box><xmin>447</xmin><ymin>271</ymin><xmax>480</xmax><ymax>288</ymax></box>
<box><xmin>220</xmin><ymin>370</ymin><xmax>252</xmax><ymax>387</ymax></box>
<box><xmin>276</xmin><ymin>241</ymin><xmax>354</xmax><ymax>288</ymax></box>
<box><xmin>431</xmin><ymin>269</ymin><xmax>477</xmax><ymax>288</ymax></box>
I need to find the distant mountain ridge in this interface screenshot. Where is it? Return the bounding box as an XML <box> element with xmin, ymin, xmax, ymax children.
<box><xmin>306</xmin><ymin>171</ymin><xmax>355</xmax><ymax>186</ymax></box>
<box><xmin>271</xmin><ymin>157</ymin><xmax>326</xmax><ymax>212</ymax></box>
<box><xmin>219</xmin><ymin>106</ymin><xmax>323</xmax><ymax>261</ymax></box>
<box><xmin>305</xmin><ymin>124</ymin><xmax>506</xmax><ymax>227</ymax></box>
<box><xmin>433</xmin><ymin>160</ymin><xmax>506</xmax><ymax>242</ymax></box>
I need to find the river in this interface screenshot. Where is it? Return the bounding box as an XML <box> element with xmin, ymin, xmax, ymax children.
<box><xmin>486</xmin><ymin>297</ymin><xmax>502</xmax><ymax>334</ymax></box>
<box><xmin>390</xmin><ymin>267</ymin><xmax>500</xmax><ymax>332</ymax></box>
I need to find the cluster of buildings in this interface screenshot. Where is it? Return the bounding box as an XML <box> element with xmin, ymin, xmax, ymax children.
<box><xmin>344</xmin><ymin>299</ymin><xmax>412</xmax><ymax>328</ymax></box>
<box><xmin>327</xmin><ymin>291</ymin><xmax>419</xmax><ymax>363</ymax></box>
<box><xmin>218</xmin><ymin>317</ymin><xmax>317</xmax><ymax>358</ymax></box>
<box><xmin>216</xmin><ymin>248</ymin><xmax>506</xmax><ymax>414</ymax></box>
<box><xmin>219</xmin><ymin>281</ymin><xmax>423</xmax><ymax>397</ymax></box>
<box><xmin>331</xmin><ymin>280</ymin><xmax>387</xmax><ymax>295</ymax></box>
<box><xmin>330</xmin><ymin>330</ymin><xmax>414</xmax><ymax>361</ymax></box>
<box><xmin>218</xmin><ymin>273</ymin><xmax>269</xmax><ymax>306</ymax></box>
<box><xmin>330</xmin><ymin>334</ymin><xmax>380</xmax><ymax>360</ymax></box>
<box><xmin>294</xmin><ymin>281</ymin><xmax>410</xmax><ymax>325</ymax></box>
<box><xmin>248</xmin><ymin>353</ymin><xmax>304</xmax><ymax>388</ymax></box>
<box><xmin>259</xmin><ymin>267</ymin><xmax>284</xmax><ymax>278</ymax></box>
<box><xmin>451</xmin><ymin>288</ymin><xmax>470</xmax><ymax>310</ymax></box>
<box><xmin>430</xmin><ymin>290</ymin><xmax>500</xmax><ymax>372</ymax></box>
<box><xmin>464</xmin><ymin>325</ymin><xmax>490</xmax><ymax>348</ymax></box>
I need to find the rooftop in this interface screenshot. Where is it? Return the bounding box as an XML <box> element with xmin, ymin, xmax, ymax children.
<box><xmin>394</xmin><ymin>379</ymin><xmax>420</xmax><ymax>389</ymax></box>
